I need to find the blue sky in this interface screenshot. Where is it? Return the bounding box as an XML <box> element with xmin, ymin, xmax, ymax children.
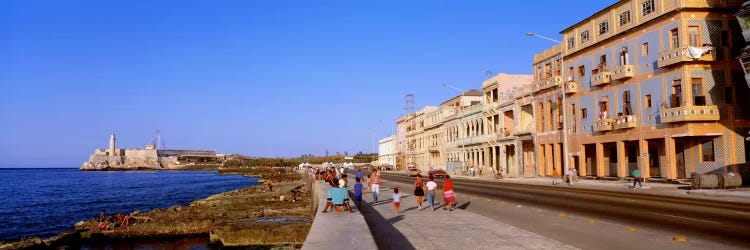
<box><xmin>0</xmin><ymin>1</ymin><xmax>615</xmax><ymax>167</ymax></box>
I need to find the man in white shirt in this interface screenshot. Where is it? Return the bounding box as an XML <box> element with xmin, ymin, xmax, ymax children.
<box><xmin>425</xmin><ymin>175</ymin><xmax>438</xmax><ymax>211</ymax></box>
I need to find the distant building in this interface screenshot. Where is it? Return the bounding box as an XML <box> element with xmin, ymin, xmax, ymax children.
<box><xmin>82</xmin><ymin>133</ymin><xmax>219</xmax><ymax>170</ymax></box>
<box><xmin>378</xmin><ymin>135</ymin><xmax>398</xmax><ymax>167</ymax></box>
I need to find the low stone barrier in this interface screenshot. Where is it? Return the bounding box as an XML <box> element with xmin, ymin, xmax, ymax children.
<box><xmin>302</xmin><ymin>179</ymin><xmax>376</xmax><ymax>249</ymax></box>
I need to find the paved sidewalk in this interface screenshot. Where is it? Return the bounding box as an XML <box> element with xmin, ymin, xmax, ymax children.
<box><xmin>359</xmin><ymin>183</ymin><xmax>578</xmax><ymax>250</ymax></box>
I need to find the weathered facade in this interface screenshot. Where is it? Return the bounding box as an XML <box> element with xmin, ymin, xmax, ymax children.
<box><xmin>537</xmin><ymin>0</ymin><xmax>750</xmax><ymax>180</ymax></box>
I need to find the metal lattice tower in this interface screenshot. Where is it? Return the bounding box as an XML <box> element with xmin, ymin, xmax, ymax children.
<box><xmin>152</xmin><ymin>130</ymin><xmax>167</xmax><ymax>150</ymax></box>
<box><xmin>404</xmin><ymin>93</ymin><xmax>414</xmax><ymax>115</ymax></box>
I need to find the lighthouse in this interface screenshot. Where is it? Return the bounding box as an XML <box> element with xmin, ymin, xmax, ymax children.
<box><xmin>108</xmin><ymin>133</ymin><xmax>116</xmax><ymax>156</ymax></box>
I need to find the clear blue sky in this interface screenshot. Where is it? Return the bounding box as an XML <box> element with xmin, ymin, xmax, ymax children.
<box><xmin>0</xmin><ymin>1</ymin><xmax>615</xmax><ymax>167</ymax></box>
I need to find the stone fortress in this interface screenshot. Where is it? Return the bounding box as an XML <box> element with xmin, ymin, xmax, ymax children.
<box><xmin>80</xmin><ymin>133</ymin><xmax>221</xmax><ymax>170</ymax></box>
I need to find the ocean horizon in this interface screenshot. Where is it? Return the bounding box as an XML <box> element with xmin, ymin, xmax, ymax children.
<box><xmin>0</xmin><ymin>168</ymin><xmax>258</xmax><ymax>242</ymax></box>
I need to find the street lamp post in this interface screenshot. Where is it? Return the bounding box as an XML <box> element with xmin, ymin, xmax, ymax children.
<box><xmin>526</xmin><ymin>32</ymin><xmax>569</xmax><ymax>175</ymax></box>
<box><xmin>442</xmin><ymin>83</ymin><xmax>467</xmax><ymax>176</ymax></box>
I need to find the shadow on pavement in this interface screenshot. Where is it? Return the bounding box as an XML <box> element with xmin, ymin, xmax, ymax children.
<box><xmin>360</xmin><ymin>198</ymin><xmax>416</xmax><ymax>250</ymax></box>
<box><xmin>457</xmin><ymin>201</ymin><xmax>471</xmax><ymax>210</ymax></box>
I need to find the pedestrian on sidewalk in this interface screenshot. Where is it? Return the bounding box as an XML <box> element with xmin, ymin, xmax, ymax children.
<box><xmin>370</xmin><ymin>169</ymin><xmax>382</xmax><ymax>203</ymax></box>
<box><xmin>566</xmin><ymin>168</ymin><xmax>575</xmax><ymax>186</ymax></box>
<box><xmin>442</xmin><ymin>175</ymin><xmax>456</xmax><ymax>211</ymax></box>
<box><xmin>354</xmin><ymin>177</ymin><xmax>364</xmax><ymax>209</ymax></box>
<box><xmin>632</xmin><ymin>167</ymin><xmax>643</xmax><ymax>189</ymax></box>
<box><xmin>413</xmin><ymin>174</ymin><xmax>426</xmax><ymax>209</ymax></box>
<box><xmin>425</xmin><ymin>175</ymin><xmax>438</xmax><ymax>211</ymax></box>
<box><xmin>393</xmin><ymin>187</ymin><xmax>401</xmax><ymax>214</ymax></box>
<box><xmin>552</xmin><ymin>168</ymin><xmax>560</xmax><ymax>185</ymax></box>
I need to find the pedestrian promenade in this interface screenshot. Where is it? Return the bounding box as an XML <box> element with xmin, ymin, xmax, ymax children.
<box><xmin>359</xmin><ymin>183</ymin><xmax>578</xmax><ymax>250</ymax></box>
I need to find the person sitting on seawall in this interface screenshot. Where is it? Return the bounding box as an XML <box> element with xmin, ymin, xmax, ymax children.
<box><xmin>329</xmin><ymin>179</ymin><xmax>354</xmax><ymax>213</ymax></box>
<box><xmin>322</xmin><ymin>180</ymin><xmax>338</xmax><ymax>213</ymax></box>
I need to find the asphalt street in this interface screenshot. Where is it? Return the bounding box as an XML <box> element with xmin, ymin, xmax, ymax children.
<box><xmin>380</xmin><ymin>173</ymin><xmax>750</xmax><ymax>249</ymax></box>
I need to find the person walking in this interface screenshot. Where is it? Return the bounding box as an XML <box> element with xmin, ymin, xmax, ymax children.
<box><xmin>552</xmin><ymin>168</ymin><xmax>560</xmax><ymax>185</ymax></box>
<box><xmin>632</xmin><ymin>167</ymin><xmax>643</xmax><ymax>189</ymax></box>
<box><xmin>393</xmin><ymin>187</ymin><xmax>401</xmax><ymax>214</ymax></box>
<box><xmin>566</xmin><ymin>168</ymin><xmax>576</xmax><ymax>186</ymax></box>
<box><xmin>442</xmin><ymin>175</ymin><xmax>456</xmax><ymax>211</ymax></box>
<box><xmin>369</xmin><ymin>169</ymin><xmax>382</xmax><ymax>203</ymax></box>
<box><xmin>413</xmin><ymin>174</ymin><xmax>426</xmax><ymax>209</ymax></box>
<box><xmin>425</xmin><ymin>175</ymin><xmax>438</xmax><ymax>211</ymax></box>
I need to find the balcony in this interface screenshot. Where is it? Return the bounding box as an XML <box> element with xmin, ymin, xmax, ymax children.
<box><xmin>659</xmin><ymin>105</ymin><xmax>720</xmax><ymax>123</ymax></box>
<box><xmin>611</xmin><ymin>65</ymin><xmax>634</xmax><ymax>81</ymax></box>
<box><xmin>613</xmin><ymin>115</ymin><xmax>637</xmax><ymax>129</ymax></box>
<box><xmin>591</xmin><ymin>70</ymin><xmax>611</xmax><ymax>87</ymax></box>
<box><xmin>564</xmin><ymin>80</ymin><xmax>577</xmax><ymax>95</ymax></box>
<box><xmin>657</xmin><ymin>46</ymin><xmax>715</xmax><ymax>68</ymax></box>
<box><xmin>534</xmin><ymin>76</ymin><xmax>562</xmax><ymax>92</ymax></box>
<box><xmin>593</xmin><ymin>118</ymin><xmax>613</xmax><ymax>132</ymax></box>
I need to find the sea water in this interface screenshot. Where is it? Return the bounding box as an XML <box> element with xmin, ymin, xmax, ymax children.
<box><xmin>0</xmin><ymin>168</ymin><xmax>258</xmax><ymax>241</ymax></box>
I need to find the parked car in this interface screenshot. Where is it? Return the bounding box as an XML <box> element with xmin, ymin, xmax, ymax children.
<box><xmin>407</xmin><ymin>168</ymin><xmax>420</xmax><ymax>177</ymax></box>
<box><xmin>428</xmin><ymin>169</ymin><xmax>447</xmax><ymax>178</ymax></box>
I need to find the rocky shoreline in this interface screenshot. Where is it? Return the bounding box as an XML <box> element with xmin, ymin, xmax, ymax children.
<box><xmin>0</xmin><ymin>168</ymin><xmax>312</xmax><ymax>249</ymax></box>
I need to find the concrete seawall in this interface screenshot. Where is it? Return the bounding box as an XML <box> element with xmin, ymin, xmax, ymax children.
<box><xmin>302</xmin><ymin>178</ymin><xmax>376</xmax><ymax>250</ymax></box>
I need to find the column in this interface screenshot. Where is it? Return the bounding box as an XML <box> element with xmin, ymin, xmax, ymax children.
<box><xmin>596</xmin><ymin>142</ymin><xmax>605</xmax><ymax>177</ymax></box>
<box><xmin>537</xmin><ymin>145</ymin><xmax>545</xmax><ymax>176</ymax></box>
<box><xmin>553</xmin><ymin>143</ymin><xmax>562</xmax><ymax>172</ymax></box>
<box><xmin>617</xmin><ymin>140</ymin><xmax>627</xmax><ymax>178</ymax></box>
<box><xmin>666</xmin><ymin>137</ymin><xmax>677</xmax><ymax>180</ymax></box>
<box><xmin>579</xmin><ymin>144</ymin><xmax>587</xmax><ymax>176</ymax></box>
<box><xmin>639</xmin><ymin>139</ymin><xmax>650</xmax><ymax>178</ymax></box>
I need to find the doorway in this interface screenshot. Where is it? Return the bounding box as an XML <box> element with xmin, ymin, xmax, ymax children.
<box><xmin>584</xmin><ymin>144</ymin><xmax>597</xmax><ymax>176</ymax></box>
<box><xmin>675</xmin><ymin>141</ymin><xmax>686</xmax><ymax>179</ymax></box>
<box><xmin>648</xmin><ymin>140</ymin><xmax>663</xmax><ymax>178</ymax></box>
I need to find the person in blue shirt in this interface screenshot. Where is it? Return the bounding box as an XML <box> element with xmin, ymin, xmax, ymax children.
<box><xmin>354</xmin><ymin>177</ymin><xmax>364</xmax><ymax>209</ymax></box>
<box><xmin>355</xmin><ymin>168</ymin><xmax>364</xmax><ymax>180</ymax></box>
<box><xmin>324</xmin><ymin>179</ymin><xmax>354</xmax><ymax>213</ymax></box>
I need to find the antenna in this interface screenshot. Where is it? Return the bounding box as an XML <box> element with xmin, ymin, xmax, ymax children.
<box><xmin>152</xmin><ymin>130</ymin><xmax>166</xmax><ymax>150</ymax></box>
<box><xmin>485</xmin><ymin>70</ymin><xmax>494</xmax><ymax>79</ymax></box>
<box><xmin>404</xmin><ymin>93</ymin><xmax>414</xmax><ymax>115</ymax></box>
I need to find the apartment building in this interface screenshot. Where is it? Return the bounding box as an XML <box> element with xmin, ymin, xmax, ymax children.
<box><xmin>401</xmin><ymin>106</ymin><xmax>438</xmax><ymax>172</ymax></box>
<box><xmin>441</xmin><ymin>90</ymin><xmax>484</xmax><ymax>175</ymax></box>
<box><xmin>533</xmin><ymin>0</ymin><xmax>749</xmax><ymax>180</ymax></box>
<box><xmin>482</xmin><ymin>73</ymin><xmax>535</xmax><ymax>177</ymax></box>
<box><xmin>378</xmin><ymin>135</ymin><xmax>398</xmax><ymax>167</ymax></box>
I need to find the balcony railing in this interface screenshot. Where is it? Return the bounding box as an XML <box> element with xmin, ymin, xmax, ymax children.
<box><xmin>611</xmin><ymin>64</ymin><xmax>634</xmax><ymax>81</ymax></box>
<box><xmin>659</xmin><ymin>105</ymin><xmax>720</xmax><ymax>123</ymax></box>
<box><xmin>613</xmin><ymin>115</ymin><xmax>637</xmax><ymax>129</ymax></box>
<box><xmin>534</xmin><ymin>76</ymin><xmax>562</xmax><ymax>92</ymax></box>
<box><xmin>593</xmin><ymin>118</ymin><xmax>613</xmax><ymax>132</ymax></box>
<box><xmin>564</xmin><ymin>80</ymin><xmax>577</xmax><ymax>95</ymax></box>
<box><xmin>591</xmin><ymin>70</ymin><xmax>611</xmax><ymax>87</ymax></box>
<box><xmin>657</xmin><ymin>46</ymin><xmax>715</xmax><ymax>68</ymax></box>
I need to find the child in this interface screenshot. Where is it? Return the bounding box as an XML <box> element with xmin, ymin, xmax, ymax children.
<box><xmin>354</xmin><ymin>177</ymin><xmax>364</xmax><ymax>209</ymax></box>
<box><xmin>393</xmin><ymin>187</ymin><xmax>401</xmax><ymax>214</ymax></box>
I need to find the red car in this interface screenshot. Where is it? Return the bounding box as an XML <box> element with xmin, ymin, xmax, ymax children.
<box><xmin>428</xmin><ymin>169</ymin><xmax>447</xmax><ymax>178</ymax></box>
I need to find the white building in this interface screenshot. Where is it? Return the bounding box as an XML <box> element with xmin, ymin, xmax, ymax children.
<box><xmin>378</xmin><ymin>135</ymin><xmax>398</xmax><ymax>167</ymax></box>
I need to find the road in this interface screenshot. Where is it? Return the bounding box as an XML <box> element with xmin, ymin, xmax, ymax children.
<box><xmin>381</xmin><ymin>173</ymin><xmax>750</xmax><ymax>249</ymax></box>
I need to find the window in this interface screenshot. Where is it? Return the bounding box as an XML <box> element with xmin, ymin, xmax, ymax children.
<box><xmin>620</xmin><ymin>47</ymin><xmax>630</xmax><ymax>65</ymax></box>
<box><xmin>623</xmin><ymin>91</ymin><xmax>632</xmax><ymax>115</ymax></box>
<box><xmin>555</xmin><ymin>59</ymin><xmax>561</xmax><ymax>77</ymax></box>
<box><xmin>670</xmin><ymin>29</ymin><xmax>679</xmax><ymax>49</ymax></box>
<box><xmin>578</xmin><ymin>65</ymin><xmax>586</xmax><ymax>78</ymax></box>
<box><xmin>581</xmin><ymin>108</ymin><xmax>588</xmax><ymax>119</ymax></box>
<box><xmin>568</xmin><ymin>37</ymin><xmax>575</xmax><ymax>49</ymax></box>
<box><xmin>619</xmin><ymin>11</ymin><xmax>631</xmax><ymax>26</ymax></box>
<box><xmin>599</xmin><ymin>20</ymin><xmax>609</xmax><ymax>35</ymax></box>
<box><xmin>544</xmin><ymin>63</ymin><xmax>552</xmax><ymax>78</ymax></box>
<box><xmin>642</xmin><ymin>0</ymin><xmax>655</xmax><ymax>16</ymax></box>
<box><xmin>599</xmin><ymin>100</ymin><xmax>609</xmax><ymax>119</ymax></box>
<box><xmin>692</xmin><ymin>78</ymin><xmax>705</xmax><ymax>105</ymax></box>
<box><xmin>641</xmin><ymin>42</ymin><xmax>649</xmax><ymax>56</ymax></box>
<box><xmin>688</xmin><ymin>26</ymin><xmax>700</xmax><ymax>47</ymax></box>
<box><xmin>701</xmin><ymin>140</ymin><xmax>715</xmax><ymax>162</ymax></box>
<box><xmin>672</xmin><ymin>79</ymin><xmax>682</xmax><ymax>108</ymax></box>
<box><xmin>645</xmin><ymin>94</ymin><xmax>652</xmax><ymax>108</ymax></box>
<box><xmin>581</xmin><ymin>30</ymin><xmax>590</xmax><ymax>43</ymax></box>
<box><xmin>599</xmin><ymin>54</ymin><xmax>608</xmax><ymax>69</ymax></box>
